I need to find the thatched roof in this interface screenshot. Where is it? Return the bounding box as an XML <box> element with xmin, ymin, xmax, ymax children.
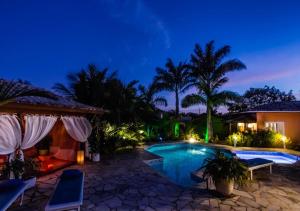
<box><xmin>0</xmin><ymin>80</ymin><xmax>103</xmax><ymax>115</ymax></box>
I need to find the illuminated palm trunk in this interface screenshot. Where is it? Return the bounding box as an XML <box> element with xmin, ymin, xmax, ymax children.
<box><xmin>206</xmin><ymin>103</ymin><xmax>213</xmax><ymax>142</ymax></box>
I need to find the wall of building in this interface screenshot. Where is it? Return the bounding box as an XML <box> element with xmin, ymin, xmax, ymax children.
<box><xmin>256</xmin><ymin>112</ymin><xmax>300</xmax><ymax>143</ymax></box>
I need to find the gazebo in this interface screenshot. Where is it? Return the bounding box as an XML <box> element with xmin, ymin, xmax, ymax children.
<box><xmin>0</xmin><ymin>87</ymin><xmax>103</xmax><ymax>174</ymax></box>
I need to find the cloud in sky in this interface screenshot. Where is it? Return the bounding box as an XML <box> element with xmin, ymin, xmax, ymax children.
<box><xmin>225</xmin><ymin>42</ymin><xmax>300</xmax><ymax>93</ymax></box>
<box><xmin>101</xmin><ymin>0</ymin><xmax>171</xmax><ymax>49</ymax></box>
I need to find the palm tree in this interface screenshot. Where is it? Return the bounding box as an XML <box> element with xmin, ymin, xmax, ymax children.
<box><xmin>53</xmin><ymin>64</ymin><xmax>117</xmax><ymax>107</ymax></box>
<box><xmin>54</xmin><ymin>64</ymin><xmax>146</xmax><ymax>123</ymax></box>
<box><xmin>182</xmin><ymin>41</ymin><xmax>246</xmax><ymax>142</ymax></box>
<box><xmin>0</xmin><ymin>79</ymin><xmax>56</xmax><ymax>106</ymax></box>
<box><xmin>154</xmin><ymin>58</ymin><xmax>192</xmax><ymax>116</ymax></box>
<box><xmin>138</xmin><ymin>83</ymin><xmax>168</xmax><ymax>108</ymax></box>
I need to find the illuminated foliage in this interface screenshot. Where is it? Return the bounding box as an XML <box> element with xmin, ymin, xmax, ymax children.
<box><xmin>227</xmin><ymin>130</ymin><xmax>292</xmax><ymax>148</ymax></box>
<box><xmin>174</xmin><ymin>122</ymin><xmax>180</xmax><ymax>138</ymax></box>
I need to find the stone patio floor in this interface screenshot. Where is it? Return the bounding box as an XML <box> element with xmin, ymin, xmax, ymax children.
<box><xmin>9</xmin><ymin>149</ymin><xmax>300</xmax><ymax>211</ymax></box>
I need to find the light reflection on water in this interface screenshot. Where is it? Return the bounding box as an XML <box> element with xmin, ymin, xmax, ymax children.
<box><xmin>147</xmin><ymin>144</ymin><xmax>215</xmax><ymax>187</ymax></box>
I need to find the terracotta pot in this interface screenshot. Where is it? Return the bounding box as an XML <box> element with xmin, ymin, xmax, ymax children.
<box><xmin>215</xmin><ymin>179</ymin><xmax>234</xmax><ymax>196</ymax></box>
<box><xmin>92</xmin><ymin>153</ymin><xmax>100</xmax><ymax>162</ymax></box>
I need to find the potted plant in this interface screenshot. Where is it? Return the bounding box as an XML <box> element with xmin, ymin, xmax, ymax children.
<box><xmin>202</xmin><ymin>150</ymin><xmax>248</xmax><ymax>196</ymax></box>
<box><xmin>3</xmin><ymin>151</ymin><xmax>39</xmax><ymax>182</ymax></box>
<box><xmin>4</xmin><ymin>151</ymin><xmax>25</xmax><ymax>179</ymax></box>
<box><xmin>88</xmin><ymin>134</ymin><xmax>101</xmax><ymax>162</ymax></box>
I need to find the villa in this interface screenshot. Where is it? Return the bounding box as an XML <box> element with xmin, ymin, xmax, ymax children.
<box><xmin>228</xmin><ymin>101</ymin><xmax>300</xmax><ymax>144</ymax></box>
<box><xmin>2</xmin><ymin>83</ymin><xmax>300</xmax><ymax>210</ymax></box>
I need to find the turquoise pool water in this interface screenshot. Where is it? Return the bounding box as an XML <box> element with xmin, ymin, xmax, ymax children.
<box><xmin>146</xmin><ymin>143</ymin><xmax>228</xmax><ymax>187</ymax></box>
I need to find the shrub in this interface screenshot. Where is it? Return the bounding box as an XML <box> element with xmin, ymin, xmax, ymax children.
<box><xmin>227</xmin><ymin>132</ymin><xmax>252</xmax><ymax>147</ymax></box>
<box><xmin>89</xmin><ymin>119</ymin><xmax>145</xmax><ymax>155</ymax></box>
<box><xmin>227</xmin><ymin>130</ymin><xmax>292</xmax><ymax>148</ymax></box>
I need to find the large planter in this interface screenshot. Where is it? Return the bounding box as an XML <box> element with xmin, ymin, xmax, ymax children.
<box><xmin>92</xmin><ymin>153</ymin><xmax>100</xmax><ymax>162</ymax></box>
<box><xmin>215</xmin><ymin>179</ymin><xmax>234</xmax><ymax>196</ymax></box>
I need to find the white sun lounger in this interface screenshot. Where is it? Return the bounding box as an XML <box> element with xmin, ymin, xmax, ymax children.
<box><xmin>241</xmin><ymin>158</ymin><xmax>274</xmax><ymax>180</ymax></box>
<box><xmin>45</xmin><ymin>169</ymin><xmax>84</xmax><ymax>211</ymax></box>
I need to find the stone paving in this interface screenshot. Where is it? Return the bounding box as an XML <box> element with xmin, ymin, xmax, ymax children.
<box><xmin>9</xmin><ymin>149</ymin><xmax>300</xmax><ymax>211</ymax></box>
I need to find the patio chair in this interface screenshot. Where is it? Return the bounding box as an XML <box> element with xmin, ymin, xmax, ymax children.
<box><xmin>45</xmin><ymin>169</ymin><xmax>84</xmax><ymax>211</ymax></box>
<box><xmin>0</xmin><ymin>179</ymin><xmax>28</xmax><ymax>211</ymax></box>
<box><xmin>241</xmin><ymin>158</ymin><xmax>274</xmax><ymax>180</ymax></box>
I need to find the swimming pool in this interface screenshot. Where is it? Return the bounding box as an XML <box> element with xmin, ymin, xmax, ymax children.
<box><xmin>234</xmin><ymin>150</ymin><xmax>299</xmax><ymax>164</ymax></box>
<box><xmin>146</xmin><ymin>143</ymin><xmax>230</xmax><ymax>187</ymax></box>
<box><xmin>146</xmin><ymin>143</ymin><xmax>299</xmax><ymax>187</ymax></box>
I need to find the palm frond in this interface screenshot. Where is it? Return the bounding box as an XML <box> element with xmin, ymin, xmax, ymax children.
<box><xmin>0</xmin><ymin>79</ymin><xmax>57</xmax><ymax>106</ymax></box>
<box><xmin>211</xmin><ymin>91</ymin><xmax>240</xmax><ymax>106</ymax></box>
<box><xmin>52</xmin><ymin>83</ymin><xmax>74</xmax><ymax>98</ymax></box>
<box><xmin>181</xmin><ymin>94</ymin><xmax>206</xmax><ymax>108</ymax></box>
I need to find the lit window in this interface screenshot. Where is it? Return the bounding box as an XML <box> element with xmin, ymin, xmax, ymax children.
<box><xmin>247</xmin><ymin>123</ymin><xmax>257</xmax><ymax>131</ymax></box>
<box><xmin>237</xmin><ymin>123</ymin><xmax>245</xmax><ymax>132</ymax></box>
<box><xmin>265</xmin><ymin>122</ymin><xmax>285</xmax><ymax>135</ymax></box>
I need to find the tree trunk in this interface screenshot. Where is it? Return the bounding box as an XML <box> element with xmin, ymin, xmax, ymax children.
<box><xmin>206</xmin><ymin>103</ymin><xmax>213</xmax><ymax>143</ymax></box>
<box><xmin>175</xmin><ymin>90</ymin><xmax>179</xmax><ymax>117</ymax></box>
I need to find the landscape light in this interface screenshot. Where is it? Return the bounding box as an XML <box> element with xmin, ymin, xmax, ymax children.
<box><xmin>188</xmin><ymin>137</ymin><xmax>196</xmax><ymax>143</ymax></box>
<box><xmin>281</xmin><ymin>135</ymin><xmax>287</xmax><ymax>149</ymax></box>
<box><xmin>233</xmin><ymin>134</ymin><xmax>238</xmax><ymax>147</ymax></box>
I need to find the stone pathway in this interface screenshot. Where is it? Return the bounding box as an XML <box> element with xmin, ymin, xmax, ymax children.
<box><xmin>9</xmin><ymin>150</ymin><xmax>300</xmax><ymax>210</ymax></box>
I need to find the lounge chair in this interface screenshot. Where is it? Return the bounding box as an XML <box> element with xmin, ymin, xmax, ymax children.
<box><xmin>45</xmin><ymin>169</ymin><xmax>84</xmax><ymax>211</ymax></box>
<box><xmin>241</xmin><ymin>158</ymin><xmax>274</xmax><ymax>180</ymax></box>
<box><xmin>0</xmin><ymin>179</ymin><xmax>28</xmax><ymax>210</ymax></box>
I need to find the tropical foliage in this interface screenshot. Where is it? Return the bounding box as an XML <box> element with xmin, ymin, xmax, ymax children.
<box><xmin>227</xmin><ymin>130</ymin><xmax>292</xmax><ymax>148</ymax></box>
<box><xmin>182</xmin><ymin>41</ymin><xmax>246</xmax><ymax>142</ymax></box>
<box><xmin>88</xmin><ymin>118</ymin><xmax>145</xmax><ymax>155</ymax></box>
<box><xmin>202</xmin><ymin>150</ymin><xmax>248</xmax><ymax>185</ymax></box>
<box><xmin>53</xmin><ymin>64</ymin><xmax>161</xmax><ymax>124</ymax></box>
<box><xmin>228</xmin><ymin>85</ymin><xmax>296</xmax><ymax>112</ymax></box>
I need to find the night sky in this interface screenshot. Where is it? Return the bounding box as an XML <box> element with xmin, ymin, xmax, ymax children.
<box><xmin>1</xmin><ymin>0</ymin><xmax>300</xmax><ymax>112</ymax></box>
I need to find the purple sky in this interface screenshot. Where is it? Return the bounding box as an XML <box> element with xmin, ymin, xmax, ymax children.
<box><xmin>1</xmin><ymin>0</ymin><xmax>300</xmax><ymax>113</ymax></box>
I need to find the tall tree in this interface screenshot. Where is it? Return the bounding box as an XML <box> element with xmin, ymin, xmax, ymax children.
<box><xmin>53</xmin><ymin>64</ymin><xmax>145</xmax><ymax>123</ymax></box>
<box><xmin>154</xmin><ymin>58</ymin><xmax>192</xmax><ymax>116</ymax></box>
<box><xmin>182</xmin><ymin>41</ymin><xmax>246</xmax><ymax>142</ymax></box>
<box><xmin>53</xmin><ymin>64</ymin><xmax>117</xmax><ymax>107</ymax></box>
<box><xmin>228</xmin><ymin>86</ymin><xmax>296</xmax><ymax>112</ymax></box>
<box><xmin>0</xmin><ymin>79</ymin><xmax>56</xmax><ymax>106</ymax></box>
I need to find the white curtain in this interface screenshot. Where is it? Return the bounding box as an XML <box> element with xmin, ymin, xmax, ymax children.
<box><xmin>0</xmin><ymin>115</ymin><xmax>22</xmax><ymax>155</ymax></box>
<box><xmin>61</xmin><ymin>116</ymin><xmax>92</xmax><ymax>142</ymax></box>
<box><xmin>21</xmin><ymin>115</ymin><xmax>58</xmax><ymax>150</ymax></box>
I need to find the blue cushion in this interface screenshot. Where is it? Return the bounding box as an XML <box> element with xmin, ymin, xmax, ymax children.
<box><xmin>49</xmin><ymin>170</ymin><xmax>83</xmax><ymax>205</ymax></box>
<box><xmin>243</xmin><ymin>158</ymin><xmax>273</xmax><ymax>167</ymax></box>
<box><xmin>61</xmin><ymin>169</ymin><xmax>82</xmax><ymax>179</ymax></box>
<box><xmin>0</xmin><ymin>180</ymin><xmax>26</xmax><ymax>210</ymax></box>
<box><xmin>0</xmin><ymin>179</ymin><xmax>24</xmax><ymax>192</ymax></box>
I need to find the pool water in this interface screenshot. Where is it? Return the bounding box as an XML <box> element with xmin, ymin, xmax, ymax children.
<box><xmin>146</xmin><ymin>143</ymin><xmax>299</xmax><ymax>187</ymax></box>
<box><xmin>234</xmin><ymin>150</ymin><xmax>298</xmax><ymax>164</ymax></box>
<box><xmin>146</xmin><ymin>143</ymin><xmax>225</xmax><ymax>187</ymax></box>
